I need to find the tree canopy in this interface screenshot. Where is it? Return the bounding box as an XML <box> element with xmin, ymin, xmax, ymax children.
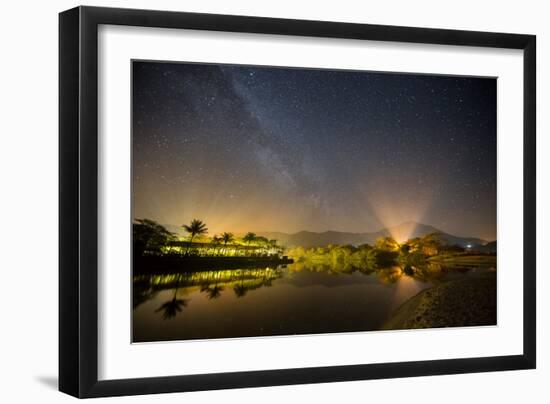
<box><xmin>133</xmin><ymin>218</ymin><xmax>175</xmax><ymax>255</ymax></box>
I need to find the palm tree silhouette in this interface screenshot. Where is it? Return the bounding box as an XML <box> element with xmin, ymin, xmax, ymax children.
<box><xmin>210</xmin><ymin>234</ymin><xmax>222</xmax><ymax>256</ymax></box>
<box><xmin>221</xmin><ymin>232</ymin><xmax>234</xmax><ymax>255</ymax></box>
<box><xmin>242</xmin><ymin>232</ymin><xmax>256</xmax><ymax>245</ymax></box>
<box><xmin>155</xmin><ymin>289</ymin><xmax>189</xmax><ymax>319</ymax></box>
<box><xmin>182</xmin><ymin>219</ymin><xmax>208</xmax><ymax>254</ymax></box>
<box><xmin>242</xmin><ymin>232</ymin><xmax>257</xmax><ymax>255</ymax></box>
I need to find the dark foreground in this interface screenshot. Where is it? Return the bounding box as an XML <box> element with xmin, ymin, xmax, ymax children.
<box><xmin>133</xmin><ymin>261</ymin><xmax>496</xmax><ymax>342</ymax></box>
<box><xmin>383</xmin><ymin>271</ymin><xmax>496</xmax><ymax>330</ymax></box>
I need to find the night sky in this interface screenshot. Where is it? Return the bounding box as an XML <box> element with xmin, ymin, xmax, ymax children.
<box><xmin>132</xmin><ymin>61</ymin><xmax>496</xmax><ymax>241</ymax></box>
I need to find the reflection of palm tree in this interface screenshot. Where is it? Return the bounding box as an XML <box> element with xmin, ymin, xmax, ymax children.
<box><xmin>261</xmin><ymin>268</ymin><xmax>274</xmax><ymax>287</ymax></box>
<box><xmin>133</xmin><ymin>278</ymin><xmax>158</xmax><ymax>309</ymax></box>
<box><xmin>155</xmin><ymin>289</ymin><xmax>189</xmax><ymax>319</ymax></box>
<box><xmin>182</xmin><ymin>219</ymin><xmax>208</xmax><ymax>254</ymax></box>
<box><xmin>200</xmin><ymin>276</ymin><xmax>225</xmax><ymax>300</ymax></box>
<box><xmin>205</xmin><ymin>283</ymin><xmax>224</xmax><ymax>299</ymax></box>
<box><xmin>233</xmin><ymin>283</ymin><xmax>248</xmax><ymax>298</ymax></box>
<box><xmin>232</xmin><ymin>271</ymin><xmax>246</xmax><ymax>298</ymax></box>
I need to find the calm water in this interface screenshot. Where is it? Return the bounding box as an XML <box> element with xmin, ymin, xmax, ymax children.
<box><xmin>132</xmin><ymin>263</ymin><xmax>492</xmax><ymax>342</ymax></box>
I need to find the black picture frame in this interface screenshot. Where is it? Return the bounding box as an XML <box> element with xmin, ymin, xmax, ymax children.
<box><xmin>59</xmin><ymin>5</ymin><xmax>536</xmax><ymax>398</ymax></box>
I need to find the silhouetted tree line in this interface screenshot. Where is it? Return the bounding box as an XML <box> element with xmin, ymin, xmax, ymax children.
<box><xmin>133</xmin><ymin>218</ymin><xmax>284</xmax><ymax>258</ymax></box>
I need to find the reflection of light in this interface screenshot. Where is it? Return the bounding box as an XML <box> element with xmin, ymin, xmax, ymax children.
<box><xmin>391</xmin><ymin>274</ymin><xmax>423</xmax><ymax>310</ymax></box>
<box><xmin>466</xmin><ymin>244</ymin><xmax>472</xmax><ymax>248</ymax></box>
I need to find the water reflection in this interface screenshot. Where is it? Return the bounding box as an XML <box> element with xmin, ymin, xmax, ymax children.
<box><xmin>155</xmin><ymin>289</ymin><xmax>189</xmax><ymax>319</ymax></box>
<box><xmin>133</xmin><ymin>261</ymin><xmax>494</xmax><ymax>341</ymax></box>
<box><xmin>201</xmin><ymin>283</ymin><xmax>224</xmax><ymax>300</ymax></box>
<box><xmin>134</xmin><ymin>267</ymin><xmax>284</xmax><ymax>313</ymax></box>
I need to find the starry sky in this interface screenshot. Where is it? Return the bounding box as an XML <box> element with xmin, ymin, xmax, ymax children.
<box><xmin>132</xmin><ymin>61</ymin><xmax>496</xmax><ymax>241</ymax></box>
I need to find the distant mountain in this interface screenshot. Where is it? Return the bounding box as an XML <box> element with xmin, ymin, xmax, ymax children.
<box><xmin>160</xmin><ymin>220</ymin><xmax>488</xmax><ymax>249</ymax></box>
<box><xmin>257</xmin><ymin>230</ymin><xmax>380</xmax><ymax>248</ymax></box>
<box><xmin>473</xmin><ymin>240</ymin><xmax>497</xmax><ymax>253</ymax></box>
<box><xmin>258</xmin><ymin>221</ymin><xmax>487</xmax><ymax>248</ymax></box>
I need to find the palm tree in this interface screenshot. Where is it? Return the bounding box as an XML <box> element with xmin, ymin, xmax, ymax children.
<box><xmin>182</xmin><ymin>219</ymin><xmax>208</xmax><ymax>254</ymax></box>
<box><xmin>243</xmin><ymin>232</ymin><xmax>256</xmax><ymax>245</ymax></box>
<box><xmin>210</xmin><ymin>235</ymin><xmax>222</xmax><ymax>256</ymax></box>
<box><xmin>221</xmin><ymin>232</ymin><xmax>234</xmax><ymax>255</ymax></box>
<box><xmin>242</xmin><ymin>232</ymin><xmax>257</xmax><ymax>256</ymax></box>
<box><xmin>243</xmin><ymin>232</ymin><xmax>257</xmax><ymax>245</ymax></box>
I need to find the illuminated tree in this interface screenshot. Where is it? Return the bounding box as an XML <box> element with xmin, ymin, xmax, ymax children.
<box><xmin>400</xmin><ymin>244</ymin><xmax>411</xmax><ymax>255</ymax></box>
<box><xmin>254</xmin><ymin>236</ymin><xmax>269</xmax><ymax>254</ymax></box>
<box><xmin>210</xmin><ymin>235</ymin><xmax>222</xmax><ymax>255</ymax></box>
<box><xmin>268</xmin><ymin>239</ymin><xmax>280</xmax><ymax>255</ymax></box>
<box><xmin>287</xmin><ymin>246</ymin><xmax>306</xmax><ymax>260</ymax></box>
<box><xmin>243</xmin><ymin>232</ymin><xmax>257</xmax><ymax>246</ymax></box>
<box><xmin>221</xmin><ymin>232</ymin><xmax>234</xmax><ymax>246</ymax></box>
<box><xmin>406</xmin><ymin>237</ymin><xmax>422</xmax><ymax>252</ymax></box>
<box><xmin>221</xmin><ymin>232</ymin><xmax>234</xmax><ymax>255</ymax></box>
<box><xmin>419</xmin><ymin>233</ymin><xmax>443</xmax><ymax>256</ymax></box>
<box><xmin>375</xmin><ymin>236</ymin><xmax>399</xmax><ymax>251</ymax></box>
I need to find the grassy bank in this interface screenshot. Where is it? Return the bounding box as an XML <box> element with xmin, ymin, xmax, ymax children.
<box><xmin>382</xmin><ymin>271</ymin><xmax>496</xmax><ymax>330</ymax></box>
<box><xmin>427</xmin><ymin>254</ymin><xmax>496</xmax><ymax>266</ymax></box>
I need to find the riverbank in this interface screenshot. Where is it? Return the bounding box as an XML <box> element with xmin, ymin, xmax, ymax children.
<box><xmin>382</xmin><ymin>270</ymin><xmax>496</xmax><ymax>330</ymax></box>
<box><xmin>427</xmin><ymin>254</ymin><xmax>496</xmax><ymax>267</ymax></box>
<box><xmin>134</xmin><ymin>255</ymin><xmax>294</xmax><ymax>274</ymax></box>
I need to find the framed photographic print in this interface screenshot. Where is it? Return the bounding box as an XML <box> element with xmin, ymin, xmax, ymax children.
<box><xmin>59</xmin><ymin>6</ymin><xmax>536</xmax><ymax>398</ymax></box>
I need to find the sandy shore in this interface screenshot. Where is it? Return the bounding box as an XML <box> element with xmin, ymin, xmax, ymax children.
<box><xmin>382</xmin><ymin>271</ymin><xmax>496</xmax><ymax>330</ymax></box>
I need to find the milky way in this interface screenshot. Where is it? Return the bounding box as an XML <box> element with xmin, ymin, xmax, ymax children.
<box><xmin>132</xmin><ymin>61</ymin><xmax>496</xmax><ymax>240</ymax></box>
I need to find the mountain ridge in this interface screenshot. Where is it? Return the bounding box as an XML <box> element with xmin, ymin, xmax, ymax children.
<box><xmin>162</xmin><ymin>221</ymin><xmax>489</xmax><ymax>249</ymax></box>
<box><xmin>256</xmin><ymin>221</ymin><xmax>488</xmax><ymax>248</ymax></box>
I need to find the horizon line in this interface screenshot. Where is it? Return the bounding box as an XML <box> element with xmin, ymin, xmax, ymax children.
<box><xmin>154</xmin><ymin>219</ymin><xmax>493</xmax><ymax>242</ymax></box>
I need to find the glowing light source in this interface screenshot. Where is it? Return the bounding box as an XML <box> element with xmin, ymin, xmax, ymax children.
<box><xmin>360</xmin><ymin>181</ymin><xmax>434</xmax><ymax>243</ymax></box>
